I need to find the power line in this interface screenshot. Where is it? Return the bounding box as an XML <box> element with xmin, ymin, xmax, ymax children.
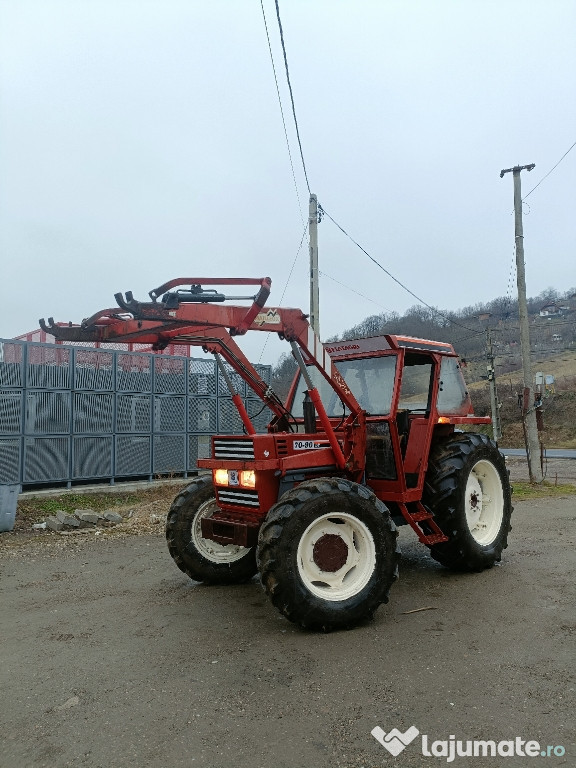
<box><xmin>319</xmin><ymin>270</ymin><xmax>392</xmax><ymax>312</ymax></box>
<box><xmin>259</xmin><ymin>0</ymin><xmax>305</xmax><ymax>224</ymax></box>
<box><xmin>274</xmin><ymin>0</ymin><xmax>311</xmax><ymax>193</ymax></box>
<box><xmin>318</xmin><ymin>204</ymin><xmax>484</xmax><ymax>336</ymax></box>
<box><xmin>504</xmin><ymin>242</ymin><xmax>517</xmax><ymax>317</ymax></box>
<box><xmin>523</xmin><ymin>140</ymin><xmax>576</xmax><ymax>200</ymax></box>
<box><xmin>452</xmin><ymin>331</ymin><xmax>489</xmax><ymax>345</ymax></box>
<box><xmin>258</xmin><ymin>222</ymin><xmax>308</xmax><ymax>363</ymax></box>
<box><xmin>276</xmin><ymin>222</ymin><xmax>308</xmax><ymax>305</ymax></box>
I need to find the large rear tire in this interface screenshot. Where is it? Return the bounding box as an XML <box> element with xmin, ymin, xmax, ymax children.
<box><xmin>257</xmin><ymin>478</ymin><xmax>400</xmax><ymax>632</ymax></box>
<box><xmin>423</xmin><ymin>433</ymin><xmax>513</xmax><ymax>571</ymax></box>
<box><xmin>166</xmin><ymin>475</ymin><xmax>257</xmax><ymax>585</ymax></box>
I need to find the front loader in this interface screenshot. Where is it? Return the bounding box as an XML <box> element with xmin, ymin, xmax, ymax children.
<box><xmin>42</xmin><ymin>277</ymin><xmax>513</xmax><ymax>631</ymax></box>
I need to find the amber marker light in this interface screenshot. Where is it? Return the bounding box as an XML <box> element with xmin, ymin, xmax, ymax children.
<box><xmin>437</xmin><ymin>417</ymin><xmax>452</xmax><ymax>424</ymax></box>
<box><xmin>213</xmin><ymin>469</ymin><xmax>229</xmax><ymax>486</ymax></box>
<box><xmin>240</xmin><ymin>470</ymin><xmax>256</xmax><ymax>488</ymax></box>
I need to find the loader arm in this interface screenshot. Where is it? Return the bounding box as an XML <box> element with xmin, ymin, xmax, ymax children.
<box><xmin>40</xmin><ymin>278</ymin><xmax>364</xmax><ymax>448</ymax></box>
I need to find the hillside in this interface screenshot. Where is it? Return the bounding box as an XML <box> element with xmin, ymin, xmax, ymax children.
<box><xmin>466</xmin><ymin>349</ymin><xmax>576</xmax><ymax>448</ymax></box>
<box><xmin>271</xmin><ymin>288</ymin><xmax>576</xmax><ymax>448</ymax></box>
<box><xmin>328</xmin><ymin>288</ymin><xmax>576</xmax><ymax>365</ymax></box>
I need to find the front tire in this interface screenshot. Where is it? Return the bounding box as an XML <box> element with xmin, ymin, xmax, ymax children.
<box><xmin>257</xmin><ymin>478</ymin><xmax>400</xmax><ymax>631</ymax></box>
<box><xmin>166</xmin><ymin>475</ymin><xmax>257</xmax><ymax>584</ymax></box>
<box><xmin>423</xmin><ymin>433</ymin><xmax>513</xmax><ymax>571</ymax></box>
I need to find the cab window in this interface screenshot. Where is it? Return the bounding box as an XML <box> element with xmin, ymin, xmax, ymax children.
<box><xmin>398</xmin><ymin>354</ymin><xmax>433</xmax><ymax>412</ymax></box>
<box><xmin>436</xmin><ymin>357</ymin><xmax>470</xmax><ymax>415</ymax></box>
<box><xmin>291</xmin><ymin>356</ymin><xmax>397</xmax><ymax>417</ymax></box>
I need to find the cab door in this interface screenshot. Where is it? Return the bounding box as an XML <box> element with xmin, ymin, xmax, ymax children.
<box><xmin>396</xmin><ymin>353</ymin><xmax>436</xmax><ymax>488</ymax></box>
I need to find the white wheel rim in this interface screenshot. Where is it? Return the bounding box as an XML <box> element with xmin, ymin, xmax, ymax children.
<box><xmin>465</xmin><ymin>459</ymin><xmax>505</xmax><ymax>545</ymax></box>
<box><xmin>191</xmin><ymin>499</ymin><xmax>250</xmax><ymax>564</ymax></box>
<box><xmin>296</xmin><ymin>512</ymin><xmax>377</xmax><ymax>601</ymax></box>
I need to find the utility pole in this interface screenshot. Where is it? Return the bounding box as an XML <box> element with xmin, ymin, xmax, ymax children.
<box><xmin>309</xmin><ymin>193</ymin><xmax>320</xmax><ymax>336</ymax></box>
<box><xmin>500</xmin><ymin>163</ymin><xmax>542</xmax><ymax>482</ymax></box>
<box><xmin>486</xmin><ymin>329</ymin><xmax>502</xmax><ymax>442</ymax></box>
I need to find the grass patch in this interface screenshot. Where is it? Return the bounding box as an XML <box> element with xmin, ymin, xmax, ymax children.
<box><xmin>511</xmin><ymin>482</ymin><xmax>576</xmax><ymax>501</ymax></box>
<box><xmin>15</xmin><ymin>485</ymin><xmax>181</xmax><ymax>529</ymax></box>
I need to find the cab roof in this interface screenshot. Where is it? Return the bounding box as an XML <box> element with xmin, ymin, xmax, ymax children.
<box><xmin>323</xmin><ymin>334</ymin><xmax>456</xmax><ymax>358</ymax></box>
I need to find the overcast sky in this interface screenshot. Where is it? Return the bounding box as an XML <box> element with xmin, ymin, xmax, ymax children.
<box><xmin>1</xmin><ymin>0</ymin><xmax>575</xmax><ymax>365</ymax></box>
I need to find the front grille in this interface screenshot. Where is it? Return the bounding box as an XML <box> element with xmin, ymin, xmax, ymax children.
<box><xmin>217</xmin><ymin>488</ymin><xmax>260</xmax><ymax>508</ymax></box>
<box><xmin>213</xmin><ymin>438</ymin><xmax>254</xmax><ymax>460</ymax></box>
<box><xmin>276</xmin><ymin>439</ymin><xmax>288</xmax><ymax>456</ymax></box>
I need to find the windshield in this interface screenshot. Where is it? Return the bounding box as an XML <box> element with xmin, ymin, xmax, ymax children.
<box><xmin>291</xmin><ymin>356</ymin><xmax>397</xmax><ymax>417</ymax></box>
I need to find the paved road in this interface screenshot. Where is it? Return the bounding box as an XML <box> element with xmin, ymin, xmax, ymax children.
<box><xmin>504</xmin><ymin>455</ymin><xmax>576</xmax><ymax>486</ymax></box>
<box><xmin>502</xmin><ymin>448</ymin><xmax>576</xmax><ymax>460</ymax></box>
<box><xmin>1</xmin><ymin>497</ymin><xmax>575</xmax><ymax>768</ymax></box>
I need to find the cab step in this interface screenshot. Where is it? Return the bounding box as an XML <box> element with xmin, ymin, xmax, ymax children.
<box><xmin>398</xmin><ymin>502</ymin><xmax>449</xmax><ymax>547</ymax></box>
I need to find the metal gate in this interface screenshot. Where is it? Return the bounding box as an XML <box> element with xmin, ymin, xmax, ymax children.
<box><xmin>0</xmin><ymin>339</ymin><xmax>272</xmax><ymax>488</ymax></box>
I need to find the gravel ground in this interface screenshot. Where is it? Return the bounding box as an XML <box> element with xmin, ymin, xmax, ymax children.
<box><xmin>1</xmin><ymin>493</ymin><xmax>575</xmax><ymax>768</ymax></box>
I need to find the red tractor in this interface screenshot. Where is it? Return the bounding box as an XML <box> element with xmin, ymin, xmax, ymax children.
<box><xmin>42</xmin><ymin>277</ymin><xmax>512</xmax><ymax>631</ymax></box>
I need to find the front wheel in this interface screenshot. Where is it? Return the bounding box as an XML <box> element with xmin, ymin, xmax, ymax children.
<box><xmin>257</xmin><ymin>478</ymin><xmax>400</xmax><ymax>631</ymax></box>
<box><xmin>423</xmin><ymin>433</ymin><xmax>513</xmax><ymax>571</ymax></box>
<box><xmin>166</xmin><ymin>475</ymin><xmax>257</xmax><ymax>584</ymax></box>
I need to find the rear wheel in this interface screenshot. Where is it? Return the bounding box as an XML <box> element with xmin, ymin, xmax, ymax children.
<box><xmin>166</xmin><ymin>475</ymin><xmax>257</xmax><ymax>584</ymax></box>
<box><xmin>257</xmin><ymin>478</ymin><xmax>400</xmax><ymax>631</ymax></box>
<box><xmin>423</xmin><ymin>433</ymin><xmax>513</xmax><ymax>571</ymax></box>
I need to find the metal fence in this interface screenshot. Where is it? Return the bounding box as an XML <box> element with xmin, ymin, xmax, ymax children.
<box><xmin>0</xmin><ymin>339</ymin><xmax>272</xmax><ymax>488</ymax></box>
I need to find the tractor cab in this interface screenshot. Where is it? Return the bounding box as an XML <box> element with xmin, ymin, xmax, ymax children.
<box><xmin>287</xmin><ymin>334</ymin><xmax>484</xmax><ymax>511</ymax></box>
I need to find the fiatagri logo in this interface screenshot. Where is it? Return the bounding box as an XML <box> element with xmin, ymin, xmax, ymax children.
<box><xmin>371</xmin><ymin>725</ymin><xmax>566</xmax><ymax>762</ymax></box>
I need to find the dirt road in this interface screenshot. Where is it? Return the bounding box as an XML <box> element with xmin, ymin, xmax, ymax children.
<box><xmin>1</xmin><ymin>496</ymin><xmax>575</xmax><ymax>768</ymax></box>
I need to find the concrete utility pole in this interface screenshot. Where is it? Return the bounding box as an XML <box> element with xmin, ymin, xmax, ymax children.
<box><xmin>309</xmin><ymin>193</ymin><xmax>320</xmax><ymax>336</ymax></box>
<box><xmin>486</xmin><ymin>329</ymin><xmax>502</xmax><ymax>442</ymax></box>
<box><xmin>500</xmin><ymin>163</ymin><xmax>542</xmax><ymax>482</ymax></box>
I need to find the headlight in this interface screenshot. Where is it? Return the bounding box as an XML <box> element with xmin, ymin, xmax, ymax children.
<box><xmin>213</xmin><ymin>469</ymin><xmax>229</xmax><ymax>486</ymax></box>
<box><xmin>213</xmin><ymin>469</ymin><xmax>256</xmax><ymax>488</ymax></box>
<box><xmin>240</xmin><ymin>470</ymin><xmax>256</xmax><ymax>488</ymax></box>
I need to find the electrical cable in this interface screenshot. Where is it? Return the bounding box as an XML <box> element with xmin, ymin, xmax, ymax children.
<box><xmin>523</xmin><ymin>140</ymin><xmax>576</xmax><ymax>200</ymax></box>
<box><xmin>318</xmin><ymin>204</ymin><xmax>484</xmax><ymax>336</ymax></box>
<box><xmin>260</xmin><ymin>0</ymin><xmax>305</xmax><ymax>224</ymax></box>
<box><xmin>452</xmin><ymin>331</ymin><xmax>488</xmax><ymax>345</ymax></box>
<box><xmin>265</xmin><ymin>3</ymin><xmax>572</xmax><ymax>355</ymax></box>
<box><xmin>318</xmin><ymin>270</ymin><xmax>392</xmax><ymax>312</ymax></box>
<box><xmin>503</xmin><ymin>243</ymin><xmax>517</xmax><ymax>320</ymax></box>
<box><xmin>267</xmin><ymin>3</ymin><xmax>482</xmax><ymax>341</ymax></box>
<box><xmin>258</xmin><ymin>222</ymin><xmax>308</xmax><ymax>364</ymax></box>
<box><xmin>274</xmin><ymin>0</ymin><xmax>311</xmax><ymax>193</ymax></box>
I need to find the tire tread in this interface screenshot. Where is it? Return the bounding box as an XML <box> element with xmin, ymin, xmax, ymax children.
<box><xmin>424</xmin><ymin>433</ymin><xmax>513</xmax><ymax>571</ymax></box>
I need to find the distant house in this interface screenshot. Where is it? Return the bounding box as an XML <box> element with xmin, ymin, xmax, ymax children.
<box><xmin>539</xmin><ymin>302</ymin><xmax>562</xmax><ymax>317</ymax></box>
